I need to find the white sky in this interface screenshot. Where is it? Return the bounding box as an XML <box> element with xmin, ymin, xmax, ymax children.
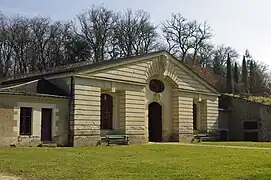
<box><xmin>1</xmin><ymin>0</ymin><xmax>271</xmax><ymax>67</ymax></box>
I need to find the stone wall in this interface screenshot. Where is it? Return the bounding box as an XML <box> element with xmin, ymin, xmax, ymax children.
<box><xmin>72</xmin><ymin>77</ymin><xmax>101</xmax><ymax>146</ymax></box>
<box><xmin>219</xmin><ymin>95</ymin><xmax>271</xmax><ymax>141</ymax></box>
<box><xmin>0</xmin><ymin>107</ymin><xmax>17</xmax><ymax>146</ymax></box>
<box><xmin>125</xmin><ymin>90</ymin><xmax>147</xmax><ymax>144</ymax></box>
<box><xmin>218</xmin><ymin>110</ymin><xmax>229</xmax><ymax>130</ymax></box>
<box><xmin>178</xmin><ymin>96</ymin><xmax>194</xmax><ymax>142</ymax></box>
<box><xmin>0</xmin><ymin>94</ymin><xmax>69</xmax><ymax>147</ymax></box>
<box><xmin>260</xmin><ymin>106</ymin><xmax>271</xmax><ymax>141</ymax></box>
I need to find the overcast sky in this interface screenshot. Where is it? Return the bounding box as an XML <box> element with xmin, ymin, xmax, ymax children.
<box><xmin>1</xmin><ymin>0</ymin><xmax>271</xmax><ymax>67</ymax></box>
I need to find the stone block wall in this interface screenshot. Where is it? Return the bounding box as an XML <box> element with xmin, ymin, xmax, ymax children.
<box><xmin>207</xmin><ymin>99</ymin><xmax>219</xmax><ymax>132</ymax></box>
<box><xmin>178</xmin><ymin>96</ymin><xmax>194</xmax><ymax>142</ymax></box>
<box><xmin>0</xmin><ymin>94</ymin><xmax>69</xmax><ymax>147</ymax></box>
<box><xmin>171</xmin><ymin>92</ymin><xmax>179</xmax><ymax>141</ymax></box>
<box><xmin>0</xmin><ymin>107</ymin><xmax>17</xmax><ymax>146</ymax></box>
<box><xmin>220</xmin><ymin>95</ymin><xmax>271</xmax><ymax>141</ymax></box>
<box><xmin>260</xmin><ymin>106</ymin><xmax>271</xmax><ymax>141</ymax></box>
<box><xmin>72</xmin><ymin>79</ymin><xmax>101</xmax><ymax>146</ymax></box>
<box><xmin>124</xmin><ymin>90</ymin><xmax>147</xmax><ymax>144</ymax></box>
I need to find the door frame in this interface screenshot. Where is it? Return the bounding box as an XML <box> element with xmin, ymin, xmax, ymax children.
<box><xmin>41</xmin><ymin>108</ymin><xmax>53</xmax><ymax>142</ymax></box>
<box><xmin>16</xmin><ymin>102</ymin><xmax>56</xmax><ymax>138</ymax></box>
<box><xmin>148</xmin><ymin>102</ymin><xmax>163</xmax><ymax>142</ymax></box>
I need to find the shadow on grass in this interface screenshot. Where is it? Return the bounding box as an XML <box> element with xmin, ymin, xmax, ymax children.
<box><xmin>238</xmin><ymin>173</ymin><xmax>271</xmax><ymax>180</ymax></box>
<box><xmin>238</xmin><ymin>164</ymin><xmax>271</xmax><ymax>180</ymax></box>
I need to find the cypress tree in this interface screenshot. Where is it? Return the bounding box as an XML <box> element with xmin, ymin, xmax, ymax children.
<box><xmin>249</xmin><ymin>60</ymin><xmax>255</xmax><ymax>94</ymax></box>
<box><xmin>226</xmin><ymin>53</ymin><xmax>233</xmax><ymax>93</ymax></box>
<box><xmin>234</xmin><ymin>62</ymin><xmax>239</xmax><ymax>83</ymax></box>
<box><xmin>242</xmin><ymin>55</ymin><xmax>248</xmax><ymax>93</ymax></box>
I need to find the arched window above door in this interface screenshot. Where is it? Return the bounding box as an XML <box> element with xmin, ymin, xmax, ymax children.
<box><xmin>100</xmin><ymin>93</ymin><xmax>113</xmax><ymax>130</ymax></box>
<box><xmin>149</xmin><ymin>79</ymin><xmax>165</xmax><ymax>93</ymax></box>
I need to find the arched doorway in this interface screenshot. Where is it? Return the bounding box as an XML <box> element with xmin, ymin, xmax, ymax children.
<box><xmin>148</xmin><ymin>102</ymin><xmax>162</xmax><ymax>142</ymax></box>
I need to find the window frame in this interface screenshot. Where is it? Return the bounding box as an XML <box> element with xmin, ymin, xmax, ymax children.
<box><xmin>149</xmin><ymin>79</ymin><xmax>165</xmax><ymax>93</ymax></box>
<box><xmin>19</xmin><ymin>107</ymin><xmax>32</xmax><ymax>136</ymax></box>
<box><xmin>243</xmin><ymin>121</ymin><xmax>258</xmax><ymax>130</ymax></box>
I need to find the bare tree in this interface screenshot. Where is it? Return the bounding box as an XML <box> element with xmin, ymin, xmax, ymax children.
<box><xmin>0</xmin><ymin>12</ymin><xmax>13</xmax><ymax>77</ymax></box>
<box><xmin>60</xmin><ymin>22</ymin><xmax>90</xmax><ymax>64</ymax></box>
<box><xmin>162</xmin><ymin>13</ymin><xmax>212</xmax><ymax>62</ymax></box>
<box><xmin>7</xmin><ymin>16</ymin><xmax>33</xmax><ymax>75</ymax></box>
<box><xmin>192</xmin><ymin>22</ymin><xmax>213</xmax><ymax>60</ymax></box>
<box><xmin>77</xmin><ymin>6</ymin><xmax>115</xmax><ymax>62</ymax></box>
<box><xmin>197</xmin><ymin>43</ymin><xmax>214</xmax><ymax>67</ymax></box>
<box><xmin>162</xmin><ymin>13</ymin><xmax>195</xmax><ymax>61</ymax></box>
<box><xmin>212</xmin><ymin>44</ymin><xmax>239</xmax><ymax>74</ymax></box>
<box><xmin>109</xmin><ymin>9</ymin><xmax>158</xmax><ymax>59</ymax></box>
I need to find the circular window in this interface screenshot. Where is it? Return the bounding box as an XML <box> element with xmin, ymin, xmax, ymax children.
<box><xmin>149</xmin><ymin>79</ymin><xmax>165</xmax><ymax>93</ymax></box>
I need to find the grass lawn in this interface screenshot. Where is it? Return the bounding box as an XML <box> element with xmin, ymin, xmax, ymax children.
<box><xmin>0</xmin><ymin>144</ymin><xmax>271</xmax><ymax>180</ymax></box>
<box><xmin>200</xmin><ymin>141</ymin><xmax>271</xmax><ymax>148</ymax></box>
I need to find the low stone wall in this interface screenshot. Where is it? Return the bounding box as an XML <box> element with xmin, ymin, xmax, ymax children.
<box><xmin>219</xmin><ymin>95</ymin><xmax>271</xmax><ymax>141</ymax></box>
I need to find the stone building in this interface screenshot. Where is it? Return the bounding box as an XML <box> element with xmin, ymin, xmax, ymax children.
<box><xmin>219</xmin><ymin>95</ymin><xmax>271</xmax><ymax>141</ymax></box>
<box><xmin>0</xmin><ymin>51</ymin><xmax>220</xmax><ymax>146</ymax></box>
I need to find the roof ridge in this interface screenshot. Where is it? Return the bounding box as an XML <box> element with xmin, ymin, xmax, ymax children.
<box><xmin>3</xmin><ymin>60</ymin><xmax>94</xmax><ymax>82</ymax></box>
<box><xmin>1</xmin><ymin>50</ymin><xmax>166</xmax><ymax>84</ymax></box>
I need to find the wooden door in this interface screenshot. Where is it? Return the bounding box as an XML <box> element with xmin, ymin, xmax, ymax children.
<box><xmin>193</xmin><ymin>103</ymin><xmax>197</xmax><ymax>130</ymax></box>
<box><xmin>148</xmin><ymin>102</ymin><xmax>162</xmax><ymax>142</ymax></box>
<box><xmin>41</xmin><ymin>108</ymin><xmax>52</xmax><ymax>142</ymax></box>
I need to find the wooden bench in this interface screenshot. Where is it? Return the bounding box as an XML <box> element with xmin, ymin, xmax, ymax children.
<box><xmin>104</xmin><ymin>135</ymin><xmax>129</xmax><ymax>146</ymax></box>
<box><xmin>101</xmin><ymin>130</ymin><xmax>129</xmax><ymax>146</ymax></box>
<box><xmin>192</xmin><ymin>134</ymin><xmax>213</xmax><ymax>142</ymax></box>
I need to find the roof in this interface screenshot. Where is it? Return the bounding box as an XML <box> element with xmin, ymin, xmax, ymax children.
<box><xmin>224</xmin><ymin>94</ymin><xmax>271</xmax><ymax>106</ymax></box>
<box><xmin>189</xmin><ymin>65</ymin><xmax>226</xmax><ymax>92</ymax></box>
<box><xmin>0</xmin><ymin>91</ymin><xmax>68</xmax><ymax>99</ymax></box>
<box><xmin>1</xmin><ymin>51</ymin><xmax>165</xmax><ymax>85</ymax></box>
<box><xmin>0</xmin><ymin>50</ymin><xmax>219</xmax><ymax>94</ymax></box>
<box><xmin>0</xmin><ymin>79</ymin><xmax>69</xmax><ymax>98</ymax></box>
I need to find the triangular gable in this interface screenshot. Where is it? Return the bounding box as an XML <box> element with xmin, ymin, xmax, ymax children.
<box><xmin>166</xmin><ymin>54</ymin><xmax>219</xmax><ymax>94</ymax></box>
<box><xmin>76</xmin><ymin>51</ymin><xmax>219</xmax><ymax>95</ymax></box>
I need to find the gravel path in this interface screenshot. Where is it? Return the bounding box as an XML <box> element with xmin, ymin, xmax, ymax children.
<box><xmin>0</xmin><ymin>174</ymin><xmax>21</xmax><ymax>180</ymax></box>
<box><xmin>148</xmin><ymin>142</ymin><xmax>271</xmax><ymax>150</ymax></box>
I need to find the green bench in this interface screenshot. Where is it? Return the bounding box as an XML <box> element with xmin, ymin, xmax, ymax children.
<box><xmin>192</xmin><ymin>134</ymin><xmax>213</xmax><ymax>142</ymax></box>
<box><xmin>102</xmin><ymin>130</ymin><xmax>129</xmax><ymax>146</ymax></box>
<box><xmin>192</xmin><ymin>131</ymin><xmax>220</xmax><ymax>142</ymax></box>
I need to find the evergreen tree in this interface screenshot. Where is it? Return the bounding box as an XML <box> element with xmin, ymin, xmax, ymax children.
<box><xmin>242</xmin><ymin>55</ymin><xmax>248</xmax><ymax>93</ymax></box>
<box><xmin>226</xmin><ymin>53</ymin><xmax>233</xmax><ymax>93</ymax></box>
<box><xmin>249</xmin><ymin>60</ymin><xmax>255</xmax><ymax>94</ymax></box>
<box><xmin>234</xmin><ymin>62</ymin><xmax>239</xmax><ymax>83</ymax></box>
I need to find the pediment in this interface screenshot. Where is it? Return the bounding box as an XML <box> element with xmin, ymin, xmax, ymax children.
<box><xmin>76</xmin><ymin>51</ymin><xmax>219</xmax><ymax>95</ymax></box>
